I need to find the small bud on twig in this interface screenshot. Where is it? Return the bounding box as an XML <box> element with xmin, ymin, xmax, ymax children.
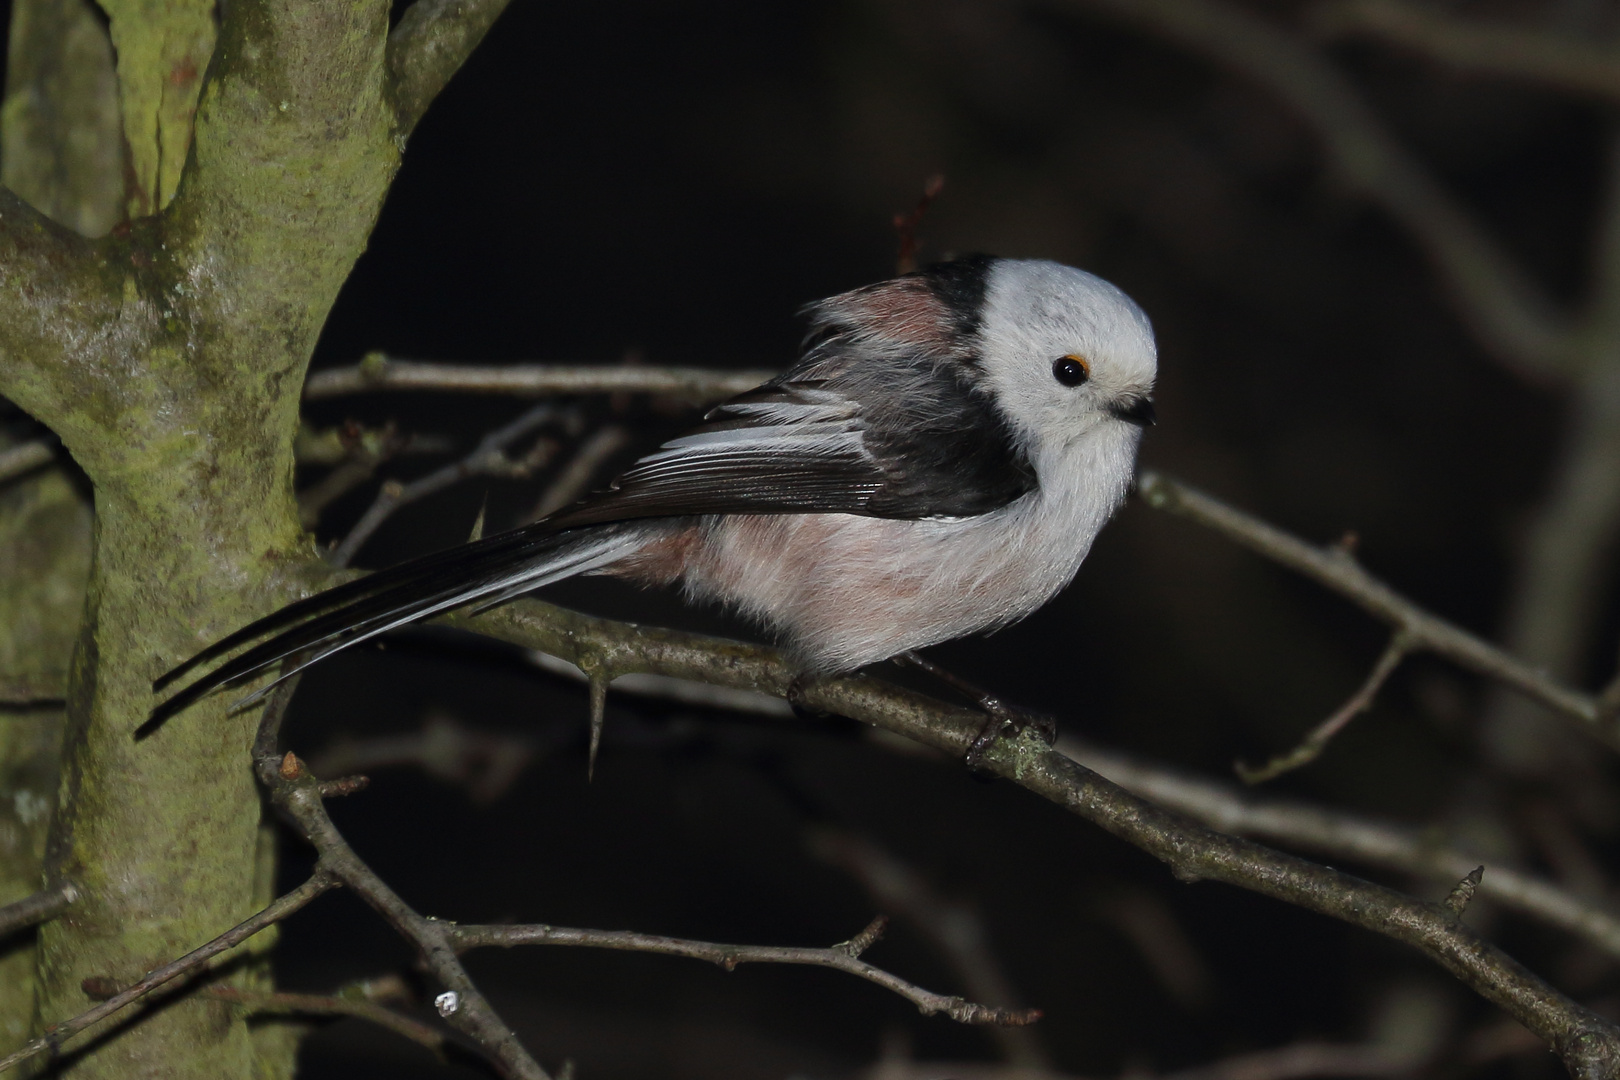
<box><xmin>835</xmin><ymin>915</ymin><xmax>889</xmax><ymax>959</ymax></box>
<box><xmin>1443</xmin><ymin>866</ymin><xmax>1485</xmax><ymax>917</ymax></box>
<box><xmin>318</xmin><ymin>775</ymin><xmax>370</xmax><ymax>798</ymax></box>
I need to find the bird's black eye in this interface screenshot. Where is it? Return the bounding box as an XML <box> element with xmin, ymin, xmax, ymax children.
<box><xmin>1053</xmin><ymin>355</ymin><xmax>1090</xmax><ymax>387</ymax></box>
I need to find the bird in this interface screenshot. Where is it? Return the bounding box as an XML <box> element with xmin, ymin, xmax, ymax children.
<box><xmin>150</xmin><ymin>255</ymin><xmax>1157</xmax><ymax>757</ymax></box>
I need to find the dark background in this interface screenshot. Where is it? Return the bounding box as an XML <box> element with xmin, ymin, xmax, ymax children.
<box><xmin>207</xmin><ymin>1</ymin><xmax>1618</xmax><ymax>1076</ymax></box>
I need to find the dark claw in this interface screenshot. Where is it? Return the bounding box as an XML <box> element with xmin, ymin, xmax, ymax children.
<box><xmin>963</xmin><ymin>697</ymin><xmax>1059</xmax><ymax>768</ymax></box>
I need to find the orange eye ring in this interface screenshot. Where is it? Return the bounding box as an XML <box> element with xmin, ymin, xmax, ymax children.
<box><xmin>1053</xmin><ymin>354</ymin><xmax>1090</xmax><ymax>387</ymax></box>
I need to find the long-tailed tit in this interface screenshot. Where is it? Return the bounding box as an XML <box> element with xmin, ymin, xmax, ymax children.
<box><xmin>151</xmin><ymin>256</ymin><xmax>1157</xmax><ymax>742</ymax></box>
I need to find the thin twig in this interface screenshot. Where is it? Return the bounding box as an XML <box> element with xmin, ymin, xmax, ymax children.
<box><xmin>0</xmin><ymin>873</ymin><xmax>338</xmax><ymax>1074</ymax></box>
<box><xmin>1312</xmin><ymin>0</ymin><xmax>1620</xmax><ymax>103</ymax></box>
<box><xmin>1057</xmin><ymin>0</ymin><xmax>1570</xmax><ymax>382</ymax></box>
<box><xmin>526</xmin><ymin>424</ymin><xmax>630</xmax><ymax>521</ymax></box>
<box><xmin>202</xmin><ymin>985</ymin><xmax>448</xmax><ymax>1055</ymax></box>
<box><xmin>308</xmin><ymin>713</ymin><xmax>539</xmax><ymax>805</ymax></box>
<box><xmin>254</xmin><ymin>679</ymin><xmax>552</xmax><ymax>1080</ymax></box>
<box><xmin>810</xmin><ymin>830</ymin><xmax>1050</xmax><ymax>1062</ymax></box>
<box><xmin>0</xmin><ymin>881</ymin><xmax>78</xmax><ymax>938</ymax></box>
<box><xmin>431</xmin><ymin>595</ymin><xmax>1620</xmax><ymax>1076</ymax></box>
<box><xmin>857</xmin><ymin>1040</ymin><xmax>1423</xmax><ymax>1079</ymax></box>
<box><xmin>894</xmin><ymin>174</ymin><xmax>946</xmax><ymax>275</ymax></box>
<box><xmin>448</xmin><ymin>916</ymin><xmax>1040</xmax><ymax>1026</ymax></box>
<box><xmin>526</xmin><ymin>650</ymin><xmax>794</xmax><ymax>716</ymax></box>
<box><xmin>297</xmin><ymin>424</ymin><xmax>412</xmax><ymax>529</ymax></box>
<box><xmin>304</xmin><ymin>354</ymin><xmax>776</xmax><ymax>403</ymax></box>
<box><xmin>294</xmin><ymin>422</ymin><xmax>450</xmax><ymax>468</ymax></box>
<box><xmin>1237</xmin><ymin>630</ymin><xmax>1412</xmax><ymax>783</ymax></box>
<box><xmin>1058</xmin><ymin>736</ymin><xmax>1620</xmax><ymax>960</ymax></box>
<box><xmin>0</xmin><ymin>676</ymin><xmax>65</xmax><ymax>707</ymax></box>
<box><xmin>0</xmin><ymin>439</ymin><xmax>54</xmax><ymax>486</ymax></box>
<box><xmin>1157</xmin><ymin>1040</ymin><xmax>1419</xmax><ymax>1080</ymax></box>
<box><xmin>331</xmin><ymin>403</ymin><xmax>557</xmax><ymax>567</ymax></box>
<box><xmin>1136</xmin><ymin>472</ymin><xmax>1610</xmax><ymax>745</ymax></box>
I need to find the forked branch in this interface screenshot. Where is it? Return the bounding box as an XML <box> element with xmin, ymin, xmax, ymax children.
<box><xmin>0</xmin><ymin>874</ymin><xmax>338</xmax><ymax>1074</ymax></box>
<box><xmin>1057</xmin><ymin>0</ymin><xmax>1570</xmax><ymax>381</ymax></box>
<box><xmin>435</xmin><ymin>596</ymin><xmax>1620</xmax><ymax>1076</ymax></box>
<box><xmin>449</xmin><ymin>917</ymin><xmax>1039</xmax><ymax>1026</ymax></box>
<box><xmin>1136</xmin><ymin>471</ymin><xmax>1609</xmax><ymax>745</ymax></box>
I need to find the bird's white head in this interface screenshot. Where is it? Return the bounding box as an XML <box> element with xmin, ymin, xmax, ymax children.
<box><xmin>976</xmin><ymin>258</ymin><xmax>1157</xmax><ymax>464</ymax></box>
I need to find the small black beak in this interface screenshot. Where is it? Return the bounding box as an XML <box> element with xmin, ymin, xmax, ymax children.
<box><xmin>1110</xmin><ymin>395</ymin><xmax>1156</xmax><ymax>427</ymax></box>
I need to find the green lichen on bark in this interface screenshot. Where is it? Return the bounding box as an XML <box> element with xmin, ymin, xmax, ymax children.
<box><xmin>0</xmin><ymin>0</ymin><xmax>113</xmax><ymax>1054</ymax></box>
<box><xmin>0</xmin><ymin>0</ymin><xmax>126</xmax><ymax>237</ymax></box>
<box><xmin>0</xmin><ymin>461</ymin><xmax>90</xmax><ymax>1057</ymax></box>
<box><xmin>0</xmin><ymin>0</ymin><xmax>420</xmax><ymax>1074</ymax></box>
<box><xmin>0</xmin><ymin>0</ymin><xmax>507</xmax><ymax>1072</ymax></box>
<box><xmin>101</xmin><ymin>0</ymin><xmax>218</xmax><ymax>217</ymax></box>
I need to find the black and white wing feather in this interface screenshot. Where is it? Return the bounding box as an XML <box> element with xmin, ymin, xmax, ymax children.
<box><xmin>149</xmin><ymin>275</ymin><xmax>1035</xmax><ymax>727</ymax></box>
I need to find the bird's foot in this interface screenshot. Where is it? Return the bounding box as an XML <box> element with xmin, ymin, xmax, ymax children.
<box><xmin>893</xmin><ymin>651</ymin><xmax>1058</xmax><ymax>767</ymax></box>
<box><xmin>963</xmin><ymin>696</ymin><xmax>1058</xmax><ymax>768</ymax></box>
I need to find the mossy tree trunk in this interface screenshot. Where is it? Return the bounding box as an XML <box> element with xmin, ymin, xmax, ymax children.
<box><xmin>0</xmin><ymin>0</ymin><xmax>122</xmax><ymax>1059</ymax></box>
<box><xmin>0</xmin><ymin>0</ymin><xmax>509</xmax><ymax>1075</ymax></box>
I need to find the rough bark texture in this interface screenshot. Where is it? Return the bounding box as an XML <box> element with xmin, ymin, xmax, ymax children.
<box><xmin>101</xmin><ymin>0</ymin><xmax>216</xmax><ymax>217</ymax></box>
<box><xmin>0</xmin><ymin>463</ymin><xmax>88</xmax><ymax>1055</ymax></box>
<box><xmin>0</xmin><ymin>0</ymin><xmax>471</xmax><ymax>1073</ymax></box>
<box><xmin>0</xmin><ymin>0</ymin><xmax>126</xmax><ymax>238</ymax></box>
<box><xmin>0</xmin><ymin>0</ymin><xmax>115</xmax><ymax>1058</ymax></box>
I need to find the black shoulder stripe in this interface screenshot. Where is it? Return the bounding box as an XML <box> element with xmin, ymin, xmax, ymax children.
<box><xmin>916</xmin><ymin>254</ymin><xmax>994</xmax><ymax>343</ymax></box>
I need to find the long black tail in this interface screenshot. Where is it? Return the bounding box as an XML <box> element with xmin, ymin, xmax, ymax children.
<box><xmin>144</xmin><ymin>522</ymin><xmax>648</xmax><ymax>732</ymax></box>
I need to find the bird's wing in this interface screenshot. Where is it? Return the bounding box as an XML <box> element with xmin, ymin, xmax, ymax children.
<box><xmin>545</xmin><ymin>365</ymin><xmax>1034</xmax><ymax>528</ymax></box>
<box><xmin>149</xmin><ymin>354</ymin><xmax>1034</xmax><ymax>727</ymax></box>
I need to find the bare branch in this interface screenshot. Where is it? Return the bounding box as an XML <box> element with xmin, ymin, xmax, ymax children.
<box><xmin>1158</xmin><ymin>1040</ymin><xmax>1419</xmax><ymax>1080</ymax></box>
<box><xmin>202</xmin><ymin>985</ymin><xmax>448</xmax><ymax>1055</ymax></box>
<box><xmin>0</xmin><ymin>679</ymin><xmax>66</xmax><ymax>707</ymax></box>
<box><xmin>526</xmin><ymin>424</ymin><xmax>629</xmax><ymax>521</ymax></box>
<box><xmin>894</xmin><ymin>173</ymin><xmax>946</xmax><ymax>275</ymax></box>
<box><xmin>331</xmin><ymin>403</ymin><xmax>557</xmax><ymax>567</ymax></box>
<box><xmin>0</xmin><ymin>881</ymin><xmax>78</xmax><ymax>938</ymax></box>
<box><xmin>436</xmin><ymin>596</ymin><xmax>1620</xmax><ymax>1074</ymax></box>
<box><xmin>1060</xmin><ymin>736</ymin><xmax>1620</xmax><ymax>961</ymax></box>
<box><xmin>0</xmin><ymin>439</ymin><xmax>56</xmax><ymax>486</ymax></box>
<box><xmin>810</xmin><ymin>830</ymin><xmax>1051</xmax><ymax>1062</ymax></box>
<box><xmin>1136</xmin><ymin>471</ymin><xmax>1609</xmax><ymax>746</ymax></box>
<box><xmin>853</xmin><ymin>1042</ymin><xmax>1420</xmax><ymax>1080</ymax></box>
<box><xmin>0</xmin><ymin>873</ymin><xmax>338</xmax><ymax>1074</ymax></box>
<box><xmin>303</xmin><ymin>354</ymin><xmax>777</xmax><ymax>403</ymax></box>
<box><xmin>1313</xmin><ymin>0</ymin><xmax>1620</xmax><ymax>103</ymax></box>
<box><xmin>308</xmin><ymin>713</ymin><xmax>538</xmax><ymax>804</ymax></box>
<box><xmin>255</xmin><ymin>681</ymin><xmax>551</xmax><ymax>1080</ymax></box>
<box><xmin>525</xmin><ymin>649</ymin><xmax>795</xmax><ymax>717</ymax></box>
<box><xmin>387</xmin><ymin>0</ymin><xmax>517</xmax><ymax>135</ymax></box>
<box><xmin>1237</xmin><ymin>630</ymin><xmax>1412</xmax><ymax>783</ymax></box>
<box><xmin>297</xmin><ymin>426</ymin><xmax>408</xmax><ymax>528</ymax></box>
<box><xmin>448</xmin><ymin>916</ymin><xmax>1040</xmax><ymax>1027</ymax></box>
<box><xmin>1479</xmin><ymin>133</ymin><xmax>1620</xmax><ymax>772</ymax></box>
<box><xmin>1056</xmin><ymin>0</ymin><xmax>1571</xmax><ymax>382</ymax></box>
